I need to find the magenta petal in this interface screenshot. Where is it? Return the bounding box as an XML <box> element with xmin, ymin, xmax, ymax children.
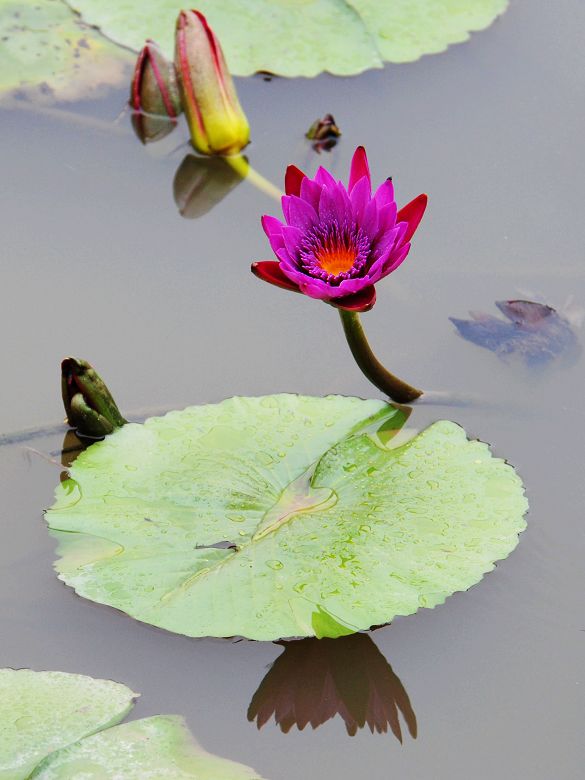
<box><xmin>251</xmin><ymin>261</ymin><xmax>301</xmax><ymax>293</ymax></box>
<box><xmin>350</xmin><ymin>176</ymin><xmax>370</xmax><ymax>223</ymax></box>
<box><xmin>374</xmin><ymin>178</ymin><xmax>395</xmax><ymax>210</ymax></box>
<box><xmin>397</xmin><ymin>193</ymin><xmax>428</xmax><ymax>243</ymax></box>
<box><xmin>281</xmin><ymin>225</ymin><xmax>303</xmax><ymax>257</ymax></box>
<box><xmin>300</xmin><ymin>177</ymin><xmax>323</xmax><ymax>211</ymax></box>
<box><xmin>285</xmin><ymin>165</ymin><xmax>306</xmax><ymax>197</ymax></box>
<box><xmin>330</xmin><ymin>286</ymin><xmax>376</xmax><ymax>312</ymax></box>
<box><xmin>318</xmin><ymin>184</ymin><xmax>348</xmax><ymax>224</ymax></box>
<box><xmin>314</xmin><ymin>166</ymin><xmax>337</xmax><ymax>188</ymax></box>
<box><xmin>261</xmin><ymin>214</ymin><xmax>284</xmax><ymax>237</ymax></box>
<box><xmin>348</xmin><ymin>146</ymin><xmax>371</xmax><ymax>194</ymax></box>
<box><xmin>286</xmin><ymin>197</ymin><xmax>318</xmax><ymax>231</ymax></box>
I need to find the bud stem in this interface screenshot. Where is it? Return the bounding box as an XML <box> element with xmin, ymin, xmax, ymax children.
<box><xmin>338</xmin><ymin>310</ymin><xmax>422</xmax><ymax>403</ymax></box>
<box><xmin>225</xmin><ymin>155</ymin><xmax>283</xmax><ymax>202</ymax></box>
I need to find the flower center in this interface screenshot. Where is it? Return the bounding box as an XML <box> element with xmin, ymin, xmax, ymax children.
<box><xmin>298</xmin><ymin>222</ymin><xmax>371</xmax><ymax>284</ymax></box>
<box><xmin>314</xmin><ymin>243</ymin><xmax>357</xmax><ymax>275</ymax></box>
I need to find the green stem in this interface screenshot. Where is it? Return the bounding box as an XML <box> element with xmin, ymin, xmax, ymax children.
<box><xmin>338</xmin><ymin>309</ymin><xmax>422</xmax><ymax>404</ymax></box>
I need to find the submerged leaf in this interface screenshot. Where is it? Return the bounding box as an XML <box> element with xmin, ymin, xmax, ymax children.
<box><xmin>0</xmin><ymin>669</ymin><xmax>136</xmax><ymax>779</ymax></box>
<box><xmin>30</xmin><ymin>716</ymin><xmax>264</xmax><ymax>779</ymax></box>
<box><xmin>450</xmin><ymin>299</ymin><xmax>580</xmax><ymax>366</ymax></box>
<box><xmin>0</xmin><ymin>0</ymin><xmax>131</xmax><ymax>102</ymax></box>
<box><xmin>70</xmin><ymin>0</ymin><xmax>508</xmax><ymax>77</ymax></box>
<box><xmin>46</xmin><ymin>395</ymin><xmax>527</xmax><ymax>641</ymax></box>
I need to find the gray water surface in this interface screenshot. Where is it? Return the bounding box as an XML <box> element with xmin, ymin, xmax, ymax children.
<box><xmin>1</xmin><ymin>0</ymin><xmax>584</xmax><ymax>777</ymax></box>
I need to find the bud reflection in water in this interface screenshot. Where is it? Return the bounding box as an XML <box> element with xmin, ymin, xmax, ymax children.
<box><xmin>248</xmin><ymin>633</ymin><xmax>416</xmax><ymax>741</ymax></box>
<box><xmin>173</xmin><ymin>154</ymin><xmax>248</xmax><ymax>219</ymax></box>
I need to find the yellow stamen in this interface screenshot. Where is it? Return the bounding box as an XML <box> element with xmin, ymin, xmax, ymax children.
<box><xmin>315</xmin><ymin>246</ymin><xmax>356</xmax><ymax>275</ymax></box>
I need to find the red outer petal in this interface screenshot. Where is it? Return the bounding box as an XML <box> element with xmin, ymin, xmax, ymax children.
<box><xmin>251</xmin><ymin>261</ymin><xmax>302</xmax><ymax>293</ymax></box>
<box><xmin>397</xmin><ymin>193</ymin><xmax>428</xmax><ymax>243</ymax></box>
<box><xmin>285</xmin><ymin>165</ymin><xmax>306</xmax><ymax>196</ymax></box>
<box><xmin>131</xmin><ymin>46</ymin><xmax>147</xmax><ymax>110</ymax></box>
<box><xmin>329</xmin><ymin>286</ymin><xmax>376</xmax><ymax>312</ymax></box>
<box><xmin>348</xmin><ymin>146</ymin><xmax>371</xmax><ymax>193</ymax></box>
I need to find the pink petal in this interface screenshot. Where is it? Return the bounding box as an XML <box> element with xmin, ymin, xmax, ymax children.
<box><xmin>330</xmin><ymin>286</ymin><xmax>377</xmax><ymax>312</ymax></box>
<box><xmin>261</xmin><ymin>214</ymin><xmax>284</xmax><ymax>237</ymax></box>
<box><xmin>350</xmin><ymin>176</ymin><xmax>370</xmax><ymax>223</ymax></box>
<box><xmin>397</xmin><ymin>193</ymin><xmax>427</xmax><ymax>243</ymax></box>
<box><xmin>374</xmin><ymin>178</ymin><xmax>395</xmax><ymax>209</ymax></box>
<box><xmin>285</xmin><ymin>165</ymin><xmax>306</xmax><ymax>196</ymax></box>
<box><xmin>286</xmin><ymin>197</ymin><xmax>318</xmax><ymax>231</ymax></box>
<box><xmin>314</xmin><ymin>166</ymin><xmax>337</xmax><ymax>188</ymax></box>
<box><xmin>299</xmin><ymin>177</ymin><xmax>323</xmax><ymax>211</ymax></box>
<box><xmin>348</xmin><ymin>146</ymin><xmax>371</xmax><ymax>194</ymax></box>
<box><xmin>251</xmin><ymin>261</ymin><xmax>301</xmax><ymax>293</ymax></box>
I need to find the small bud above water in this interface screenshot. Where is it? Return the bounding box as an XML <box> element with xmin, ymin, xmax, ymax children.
<box><xmin>306</xmin><ymin>113</ymin><xmax>341</xmax><ymax>153</ymax></box>
<box><xmin>61</xmin><ymin>358</ymin><xmax>127</xmax><ymax>438</ymax></box>
<box><xmin>130</xmin><ymin>40</ymin><xmax>182</xmax><ymax>118</ymax></box>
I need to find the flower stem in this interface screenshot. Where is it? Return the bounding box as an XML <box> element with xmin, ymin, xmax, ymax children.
<box><xmin>338</xmin><ymin>310</ymin><xmax>422</xmax><ymax>403</ymax></box>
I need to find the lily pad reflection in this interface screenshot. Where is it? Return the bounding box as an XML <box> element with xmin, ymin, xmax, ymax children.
<box><xmin>46</xmin><ymin>394</ymin><xmax>527</xmax><ymax>641</ymax></box>
<box><xmin>248</xmin><ymin>633</ymin><xmax>416</xmax><ymax>740</ymax></box>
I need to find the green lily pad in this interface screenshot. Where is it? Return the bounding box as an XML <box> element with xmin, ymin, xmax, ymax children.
<box><xmin>46</xmin><ymin>395</ymin><xmax>527</xmax><ymax>641</ymax></box>
<box><xmin>0</xmin><ymin>669</ymin><xmax>137</xmax><ymax>779</ymax></box>
<box><xmin>0</xmin><ymin>0</ymin><xmax>131</xmax><ymax>102</ymax></box>
<box><xmin>30</xmin><ymin>715</ymin><xmax>264</xmax><ymax>779</ymax></box>
<box><xmin>70</xmin><ymin>0</ymin><xmax>508</xmax><ymax>77</ymax></box>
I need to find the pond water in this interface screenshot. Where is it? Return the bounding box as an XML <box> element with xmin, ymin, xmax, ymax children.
<box><xmin>1</xmin><ymin>0</ymin><xmax>584</xmax><ymax>777</ymax></box>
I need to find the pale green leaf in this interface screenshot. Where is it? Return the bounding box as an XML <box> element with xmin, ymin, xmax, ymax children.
<box><xmin>70</xmin><ymin>0</ymin><xmax>509</xmax><ymax>77</ymax></box>
<box><xmin>46</xmin><ymin>395</ymin><xmax>527</xmax><ymax>641</ymax></box>
<box><xmin>0</xmin><ymin>0</ymin><xmax>131</xmax><ymax>102</ymax></box>
<box><xmin>0</xmin><ymin>669</ymin><xmax>137</xmax><ymax>780</ymax></box>
<box><xmin>30</xmin><ymin>716</ymin><xmax>264</xmax><ymax>779</ymax></box>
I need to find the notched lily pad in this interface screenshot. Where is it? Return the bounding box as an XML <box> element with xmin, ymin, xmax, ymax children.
<box><xmin>46</xmin><ymin>394</ymin><xmax>527</xmax><ymax>641</ymax></box>
<box><xmin>0</xmin><ymin>669</ymin><xmax>137</xmax><ymax>779</ymax></box>
<box><xmin>70</xmin><ymin>0</ymin><xmax>509</xmax><ymax>77</ymax></box>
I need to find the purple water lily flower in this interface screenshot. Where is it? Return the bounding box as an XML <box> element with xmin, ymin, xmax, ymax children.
<box><xmin>252</xmin><ymin>146</ymin><xmax>427</xmax><ymax>312</ymax></box>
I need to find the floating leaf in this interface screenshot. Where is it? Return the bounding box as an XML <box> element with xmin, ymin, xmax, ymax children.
<box><xmin>46</xmin><ymin>395</ymin><xmax>527</xmax><ymax>641</ymax></box>
<box><xmin>450</xmin><ymin>299</ymin><xmax>580</xmax><ymax>366</ymax></box>
<box><xmin>0</xmin><ymin>669</ymin><xmax>136</xmax><ymax>779</ymax></box>
<box><xmin>0</xmin><ymin>0</ymin><xmax>131</xmax><ymax>102</ymax></box>
<box><xmin>70</xmin><ymin>0</ymin><xmax>509</xmax><ymax>77</ymax></box>
<box><xmin>30</xmin><ymin>716</ymin><xmax>264</xmax><ymax>779</ymax></box>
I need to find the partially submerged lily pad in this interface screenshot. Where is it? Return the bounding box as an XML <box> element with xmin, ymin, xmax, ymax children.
<box><xmin>71</xmin><ymin>0</ymin><xmax>508</xmax><ymax>77</ymax></box>
<box><xmin>0</xmin><ymin>0</ymin><xmax>131</xmax><ymax>102</ymax></box>
<box><xmin>0</xmin><ymin>0</ymin><xmax>509</xmax><ymax>98</ymax></box>
<box><xmin>46</xmin><ymin>395</ymin><xmax>527</xmax><ymax>641</ymax></box>
<box><xmin>0</xmin><ymin>669</ymin><xmax>136</xmax><ymax>779</ymax></box>
<box><xmin>30</xmin><ymin>716</ymin><xmax>264</xmax><ymax>779</ymax></box>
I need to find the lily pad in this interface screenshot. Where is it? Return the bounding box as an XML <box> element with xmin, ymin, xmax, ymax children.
<box><xmin>0</xmin><ymin>0</ymin><xmax>131</xmax><ymax>102</ymax></box>
<box><xmin>71</xmin><ymin>0</ymin><xmax>508</xmax><ymax>77</ymax></box>
<box><xmin>30</xmin><ymin>715</ymin><xmax>264</xmax><ymax>779</ymax></box>
<box><xmin>46</xmin><ymin>395</ymin><xmax>527</xmax><ymax>641</ymax></box>
<box><xmin>0</xmin><ymin>669</ymin><xmax>137</xmax><ymax>779</ymax></box>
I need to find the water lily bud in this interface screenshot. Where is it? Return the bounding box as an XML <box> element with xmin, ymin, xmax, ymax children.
<box><xmin>61</xmin><ymin>358</ymin><xmax>127</xmax><ymax>438</ymax></box>
<box><xmin>130</xmin><ymin>40</ymin><xmax>182</xmax><ymax>118</ymax></box>
<box><xmin>174</xmin><ymin>10</ymin><xmax>250</xmax><ymax>156</ymax></box>
<box><xmin>173</xmin><ymin>153</ymin><xmax>248</xmax><ymax>218</ymax></box>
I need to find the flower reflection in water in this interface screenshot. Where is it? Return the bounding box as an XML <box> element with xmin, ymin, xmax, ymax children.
<box><xmin>248</xmin><ymin>633</ymin><xmax>416</xmax><ymax>741</ymax></box>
